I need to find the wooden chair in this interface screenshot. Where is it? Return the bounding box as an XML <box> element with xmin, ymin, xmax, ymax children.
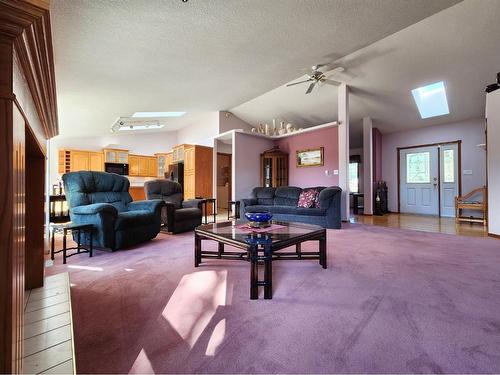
<box><xmin>455</xmin><ymin>186</ymin><xmax>487</xmax><ymax>226</ymax></box>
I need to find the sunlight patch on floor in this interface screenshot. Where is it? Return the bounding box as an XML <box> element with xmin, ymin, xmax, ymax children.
<box><xmin>205</xmin><ymin>318</ymin><xmax>226</xmax><ymax>356</ymax></box>
<box><xmin>162</xmin><ymin>270</ymin><xmax>227</xmax><ymax>348</ymax></box>
<box><xmin>128</xmin><ymin>348</ymin><xmax>154</xmax><ymax>374</ymax></box>
<box><xmin>67</xmin><ymin>265</ymin><xmax>103</xmax><ymax>271</ymax></box>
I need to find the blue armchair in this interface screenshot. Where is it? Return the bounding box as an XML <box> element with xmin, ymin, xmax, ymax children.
<box><xmin>62</xmin><ymin>171</ymin><xmax>164</xmax><ymax>251</ymax></box>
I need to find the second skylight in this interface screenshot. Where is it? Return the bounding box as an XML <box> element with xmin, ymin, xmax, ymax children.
<box><xmin>411</xmin><ymin>81</ymin><xmax>449</xmax><ymax>119</ymax></box>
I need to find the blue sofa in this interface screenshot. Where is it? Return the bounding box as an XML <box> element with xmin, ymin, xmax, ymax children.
<box><xmin>62</xmin><ymin>171</ymin><xmax>164</xmax><ymax>251</ymax></box>
<box><xmin>240</xmin><ymin>186</ymin><xmax>342</xmax><ymax>229</ymax></box>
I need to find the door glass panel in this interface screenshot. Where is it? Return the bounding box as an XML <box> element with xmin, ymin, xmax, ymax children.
<box><xmin>406</xmin><ymin>152</ymin><xmax>430</xmax><ymax>183</ymax></box>
<box><xmin>349</xmin><ymin>163</ymin><xmax>359</xmax><ymax>193</ymax></box>
<box><xmin>443</xmin><ymin>149</ymin><xmax>454</xmax><ymax>183</ymax></box>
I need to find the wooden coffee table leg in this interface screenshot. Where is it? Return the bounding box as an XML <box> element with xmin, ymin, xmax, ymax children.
<box><xmin>194</xmin><ymin>233</ymin><xmax>201</xmax><ymax>267</ymax></box>
<box><xmin>250</xmin><ymin>245</ymin><xmax>258</xmax><ymax>299</ymax></box>
<box><xmin>218</xmin><ymin>242</ymin><xmax>224</xmax><ymax>258</ymax></box>
<box><xmin>296</xmin><ymin>243</ymin><xmax>302</xmax><ymax>259</ymax></box>
<box><xmin>319</xmin><ymin>235</ymin><xmax>327</xmax><ymax>269</ymax></box>
<box><xmin>264</xmin><ymin>244</ymin><xmax>273</xmax><ymax>299</ymax></box>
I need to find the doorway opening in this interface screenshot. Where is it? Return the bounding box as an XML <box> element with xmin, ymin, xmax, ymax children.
<box><xmin>398</xmin><ymin>141</ymin><xmax>461</xmax><ymax>217</ymax></box>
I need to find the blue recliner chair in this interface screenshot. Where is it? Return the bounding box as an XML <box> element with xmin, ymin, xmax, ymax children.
<box><xmin>62</xmin><ymin>171</ymin><xmax>164</xmax><ymax>251</ymax></box>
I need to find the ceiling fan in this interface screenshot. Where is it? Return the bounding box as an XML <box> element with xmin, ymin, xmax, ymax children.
<box><xmin>286</xmin><ymin>65</ymin><xmax>344</xmax><ymax>94</ymax></box>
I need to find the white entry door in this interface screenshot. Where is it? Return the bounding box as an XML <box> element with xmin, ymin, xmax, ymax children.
<box><xmin>440</xmin><ymin>143</ymin><xmax>459</xmax><ymax>217</ymax></box>
<box><xmin>400</xmin><ymin>146</ymin><xmax>439</xmax><ymax>215</ymax></box>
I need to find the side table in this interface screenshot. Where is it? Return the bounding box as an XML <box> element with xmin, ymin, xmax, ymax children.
<box><xmin>197</xmin><ymin>197</ymin><xmax>217</xmax><ymax>224</ymax></box>
<box><xmin>228</xmin><ymin>200</ymin><xmax>240</xmax><ymax>220</ymax></box>
<box><xmin>50</xmin><ymin>223</ymin><xmax>94</xmax><ymax>264</ymax></box>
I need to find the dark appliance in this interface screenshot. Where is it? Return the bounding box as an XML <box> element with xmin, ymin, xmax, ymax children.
<box><xmin>104</xmin><ymin>162</ymin><xmax>129</xmax><ymax>175</ymax></box>
<box><xmin>374</xmin><ymin>180</ymin><xmax>388</xmax><ymax>215</ymax></box>
<box><xmin>168</xmin><ymin>162</ymin><xmax>184</xmax><ymax>189</ymax></box>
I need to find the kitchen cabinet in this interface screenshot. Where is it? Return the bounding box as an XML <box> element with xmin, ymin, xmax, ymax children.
<box><xmin>103</xmin><ymin>148</ymin><xmax>129</xmax><ymax>163</ymax></box>
<box><xmin>70</xmin><ymin>151</ymin><xmax>90</xmax><ymax>172</ymax></box>
<box><xmin>147</xmin><ymin>157</ymin><xmax>157</xmax><ymax>177</ymax></box>
<box><xmin>156</xmin><ymin>152</ymin><xmax>173</xmax><ymax>177</ymax></box>
<box><xmin>58</xmin><ymin>149</ymin><xmax>104</xmax><ymax>174</ymax></box>
<box><xmin>129</xmin><ymin>155</ymin><xmax>157</xmax><ymax>177</ymax></box>
<box><xmin>183</xmin><ymin>145</ymin><xmax>213</xmax><ymax>200</ymax></box>
<box><xmin>172</xmin><ymin>144</ymin><xmax>189</xmax><ymax>163</ymax></box>
<box><xmin>139</xmin><ymin>157</ymin><xmax>148</xmax><ymax>177</ymax></box>
<box><xmin>128</xmin><ymin>155</ymin><xmax>140</xmax><ymax>176</ymax></box>
<box><xmin>89</xmin><ymin>152</ymin><xmax>104</xmax><ymax>171</ymax></box>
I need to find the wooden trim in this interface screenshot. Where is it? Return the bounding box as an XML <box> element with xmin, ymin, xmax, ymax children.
<box><xmin>0</xmin><ymin>0</ymin><xmax>59</xmax><ymax>139</ymax></box>
<box><xmin>437</xmin><ymin>147</ymin><xmax>441</xmax><ymax>216</ymax></box>
<box><xmin>397</xmin><ymin>140</ymin><xmax>461</xmax><ymax>151</ymax></box>
<box><xmin>397</xmin><ymin>140</ymin><xmax>462</xmax><ymax>216</ymax></box>
<box><xmin>488</xmin><ymin>233</ymin><xmax>500</xmax><ymax>239</ymax></box>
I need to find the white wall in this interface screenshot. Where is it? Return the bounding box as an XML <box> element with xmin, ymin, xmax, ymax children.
<box><xmin>219</xmin><ymin>111</ymin><xmax>253</xmax><ymax>133</ymax></box>
<box><xmin>233</xmin><ymin>132</ymin><xmax>274</xmax><ymax>200</ymax></box>
<box><xmin>176</xmin><ymin>111</ymin><xmax>220</xmax><ymax>146</ymax></box>
<box><xmin>486</xmin><ymin>89</ymin><xmax>500</xmax><ymax>235</ymax></box>
<box><xmin>49</xmin><ymin>131</ymin><xmax>178</xmax><ymax>185</ymax></box>
<box><xmin>382</xmin><ymin>118</ymin><xmax>486</xmax><ymax>212</ymax></box>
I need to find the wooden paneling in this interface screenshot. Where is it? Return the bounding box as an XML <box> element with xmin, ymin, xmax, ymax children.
<box><xmin>25</xmin><ymin>126</ymin><xmax>44</xmax><ymax>290</ymax></box>
<box><xmin>0</xmin><ymin>0</ymin><xmax>59</xmax><ymax>372</ymax></box>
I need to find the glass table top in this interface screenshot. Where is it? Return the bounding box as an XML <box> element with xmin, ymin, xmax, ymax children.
<box><xmin>195</xmin><ymin>220</ymin><xmax>325</xmax><ymax>246</ymax></box>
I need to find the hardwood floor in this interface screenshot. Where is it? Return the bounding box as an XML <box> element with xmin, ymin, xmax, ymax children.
<box><xmin>350</xmin><ymin>212</ymin><xmax>488</xmax><ymax>237</ymax></box>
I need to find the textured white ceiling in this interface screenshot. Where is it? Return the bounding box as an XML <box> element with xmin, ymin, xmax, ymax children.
<box><xmin>231</xmin><ymin>0</ymin><xmax>500</xmax><ymax>147</ymax></box>
<box><xmin>51</xmin><ymin>0</ymin><xmax>460</xmax><ymax>138</ymax></box>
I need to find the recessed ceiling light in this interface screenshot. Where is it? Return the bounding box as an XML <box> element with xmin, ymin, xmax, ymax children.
<box><xmin>132</xmin><ymin>111</ymin><xmax>186</xmax><ymax>118</ymax></box>
<box><xmin>411</xmin><ymin>81</ymin><xmax>449</xmax><ymax>119</ymax></box>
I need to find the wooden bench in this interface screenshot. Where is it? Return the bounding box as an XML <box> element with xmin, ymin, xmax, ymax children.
<box><xmin>455</xmin><ymin>186</ymin><xmax>487</xmax><ymax>226</ymax></box>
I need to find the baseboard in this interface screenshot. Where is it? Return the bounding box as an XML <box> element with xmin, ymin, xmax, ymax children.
<box><xmin>488</xmin><ymin>232</ymin><xmax>500</xmax><ymax>239</ymax></box>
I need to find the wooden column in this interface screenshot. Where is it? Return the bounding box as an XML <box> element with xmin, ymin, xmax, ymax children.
<box><xmin>0</xmin><ymin>1</ymin><xmax>59</xmax><ymax>372</ymax></box>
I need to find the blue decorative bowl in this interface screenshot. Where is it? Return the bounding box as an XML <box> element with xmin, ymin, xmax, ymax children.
<box><xmin>245</xmin><ymin>212</ymin><xmax>273</xmax><ymax>223</ymax></box>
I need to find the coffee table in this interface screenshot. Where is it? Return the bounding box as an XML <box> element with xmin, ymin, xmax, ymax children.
<box><xmin>194</xmin><ymin>221</ymin><xmax>327</xmax><ymax>299</ymax></box>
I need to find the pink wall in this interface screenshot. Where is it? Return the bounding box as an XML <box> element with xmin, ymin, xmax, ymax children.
<box><xmin>382</xmin><ymin>118</ymin><xmax>486</xmax><ymax>212</ymax></box>
<box><xmin>233</xmin><ymin>132</ymin><xmax>274</xmax><ymax>199</ymax></box>
<box><xmin>275</xmin><ymin>126</ymin><xmax>339</xmax><ymax>187</ymax></box>
<box><xmin>372</xmin><ymin>128</ymin><xmax>382</xmax><ymax>182</ymax></box>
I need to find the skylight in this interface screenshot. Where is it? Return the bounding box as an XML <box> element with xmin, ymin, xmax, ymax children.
<box><xmin>411</xmin><ymin>81</ymin><xmax>449</xmax><ymax>119</ymax></box>
<box><xmin>132</xmin><ymin>111</ymin><xmax>186</xmax><ymax>118</ymax></box>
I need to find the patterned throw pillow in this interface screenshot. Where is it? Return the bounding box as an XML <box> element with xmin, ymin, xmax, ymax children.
<box><xmin>297</xmin><ymin>189</ymin><xmax>319</xmax><ymax>208</ymax></box>
<box><xmin>313</xmin><ymin>190</ymin><xmax>321</xmax><ymax>208</ymax></box>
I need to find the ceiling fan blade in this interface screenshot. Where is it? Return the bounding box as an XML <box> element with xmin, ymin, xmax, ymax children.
<box><xmin>305</xmin><ymin>82</ymin><xmax>316</xmax><ymax>94</ymax></box>
<box><xmin>286</xmin><ymin>78</ymin><xmax>313</xmax><ymax>87</ymax></box>
<box><xmin>322</xmin><ymin>79</ymin><xmax>341</xmax><ymax>86</ymax></box>
<box><xmin>323</xmin><ymin>66</ymin><xmax>345</xmax><ymax>76</ymax></box>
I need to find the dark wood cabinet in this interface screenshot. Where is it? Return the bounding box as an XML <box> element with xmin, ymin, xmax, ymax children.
<box><xmin>260</xmin><ymin>147</ymin><xmax>289</xmax><ymax>188</ymax></box>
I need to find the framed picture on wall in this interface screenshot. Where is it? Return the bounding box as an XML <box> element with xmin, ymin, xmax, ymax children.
<box><xmin>296</xmin><ymin>147</ymin><xmax>324</xmax><ymax>167</ymax></box>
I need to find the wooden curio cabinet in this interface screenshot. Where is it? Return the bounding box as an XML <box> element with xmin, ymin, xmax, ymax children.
<box><xmin>260</xmin><ymin>147</ymin><xmax>289</xmax><ymax>187</ymax></box>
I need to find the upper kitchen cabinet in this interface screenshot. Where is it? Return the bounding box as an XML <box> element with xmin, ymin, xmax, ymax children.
<box><xmin>103</xmin><ymin>148</ymin><xmax>129</xmax><ymax>163</ymax></box>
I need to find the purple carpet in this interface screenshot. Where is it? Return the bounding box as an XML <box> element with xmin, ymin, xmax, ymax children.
<box><xmin>47</xmin><ymin>224</ymin><xmax>500</xmax><ymax>373</ymax></box>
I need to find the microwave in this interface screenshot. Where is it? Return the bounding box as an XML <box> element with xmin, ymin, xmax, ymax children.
<box><xmin>104</xmin><ymin>163</ymin><xmax>129</xmax><ymax>175</ymax></box>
